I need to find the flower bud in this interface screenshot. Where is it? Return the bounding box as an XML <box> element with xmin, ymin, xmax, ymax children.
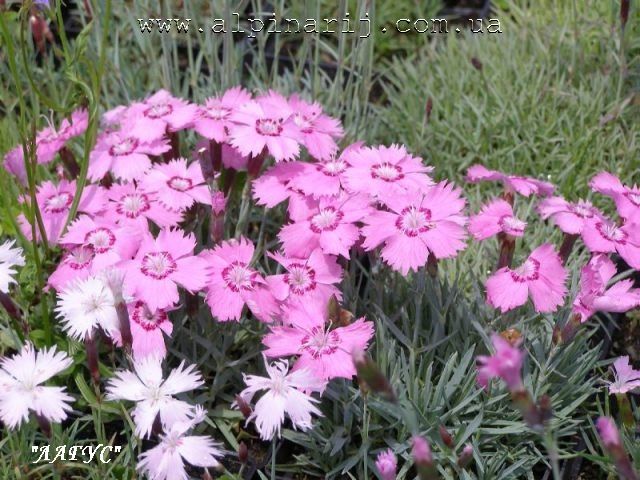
<box><xmin>235</xmin><ymin>394</ymin><xmax>253</xmax><ymax>420</ymax></box>
<box><xmin>352</xmin><ymin>349</ymin><xmax>397</xmax><ymax>403</ymax></box>
<box><xmin>457</xmin><ymin>444</ymin><xmax>473</xmax><ymax>468</ymax></box>
<box><xmin>439</xmin><ymin>425</ymin><xmax>454</xmax><ymax>448</ymax></box>
<box><xmin>412</xmin><ymin>435</ymin><xmax>437</xmax><ymax>480</ymax></box>
<box><xmin>238</xmin><ymin>441</ymin><xmax>249</xmax><ymax>464</ymax></box>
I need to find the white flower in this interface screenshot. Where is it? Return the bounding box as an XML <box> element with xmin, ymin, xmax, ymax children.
<box><xmin>237</xmin><ymin>357</ymin><xmax>325</xmax><ymax>440</ymax></box>
<box><xmin>106</xmin><ymin>355</ymin><xmax>204</xmax><ymax>438</ymax></box>
<box><xmin>137</xmin><ymin>406</ymin><xmax>223</xmax><ymax>480</ymax></box>
<box><xmin>0</xmin><ymin>240</ymin><xmax>25</xmax><ymax>293</ymax></box>
<box><xmin>55</xmin><ymin>275</ymin><xmax>119</xmax><ymax>340</ymax></box>
<box><xmin>0</xmin><ymin>343</ymin><xmax>73</xmax><ymax>429</ymax></box>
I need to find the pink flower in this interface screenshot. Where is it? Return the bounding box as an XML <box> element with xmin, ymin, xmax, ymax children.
<box><xmin>236</xmin><ymin>357</ymin><xmax>325</xmax><ymax>440</ymax></box>
<box><xmin>140</xmin><ymin>158</ymin><xmax>211</xmax><ymax>211</ymax></box>
<box><xmin>469</xmin><ymin>199</ymin><xmax>526</xmax><ymax>240</ymax></box>
<box><xmin>19</xmin><ymin>180</ymin><xmax>106</xmax><ymax>245</ymax></box>
<box><xmin>229</xmin><ymin>92</ymin><xmax>301</xmax><ymax>162</ymax></box>
<box><xmin>606</xmin><ymin>356</ymin><xmax>640</xmax><ymax>395</ymax></box>
<box><xmin>88</xmin><ymin>130</ymin><xmax>171</xmax><ymax>181</ymax></box>
<box><xmin>35</xmin><ymin>108</ymin><xmax>88</xmax><ymax>163</ymax></box>
<box><xmin>279</xmin><ymin>193</ymin><xmax>372</xmax><ymax>258</ymax></box>
<box><xmin>289</xmin><ymin>143</ymin><xmax>364</xmax><ymax>198</ymax></box>
<box><xmin>252</xmin><ymin>161</ymin><xmax>307</xmax><ymax>208</ymax></box>
<box><xmin>125</xmin><ymin>89</ymin><xmax>198</xmax><ymax>142</ymax></box>
<box><xmin>3</xmin><ymin>145</ymin><xmax>28</xmax><ymax>184</ymax></box>
<box><xmin>590</xmin><ymin>172</ymin><xmax>640</xmax><ymax>223</ymax></box>
<box><xmin>124</xmin><ymin>229</ymin><xmax>208</xmax><ymax>311</ymax></box>
<box><xmin>375</xmin><ymin>449</ymin><xmax>397</xmax><ymax>480</ymax></box>
<box><xmin>201</xmin><ymin>237</ymin><xmax>277</xmax><ymax>322</ymax></box>
<box><xmin>572</xmin><ymin>254</ymin><xmax>640</xmax><ymax>322</ymax></box>
<box><xmin>59</xmin><ymin>215</ymin><xmax>142</xmax><ymax>271</ymax></box>
<box><xmin>411</xmin><ymin>435</ymin><xmax>433</xmax><ymax>464</ymax></box>
<box><xmin>193</xmin><ymin>86</ymin><xmax>252</xmax><ymax>142</ymax></box>
<box><xmin>111</xmin><ymin>302</ymin><xmax>173</xmax><ymax>360</ymax></box>
<box><xmin>361</xmin><ymin>182</ymin><xmax>467</xmax><ymax>275</ymax></box>
<box><xmin>104</xmin><ymin>183</ymin><xmax>183</xmax><ymax>229</ymax></box>
<box><xmin>48</xmin><ymin>245</ymin><xmax>95</xmax><ymax>291</ymax></box>
<box><xmin>486</xmin><ymin>243</ymin><xmax>567</xmax><ymax>313</ymax></box>
<box><xmin>538</xmin><ymin>196</ymin><xmax>603</xmax><ymax>235</ymax></box>
<box><xmin>466</xmin><ymin>164</ymin><xmax>555</xmax><ymax>197</ymax></box>
<box><xmin>263</xmin><ymin>298</ymin><xmax>375</xmax><ymax>381</ymax></box>
<box><xmin>287</xmin><ymin>94</ymin><xmax>343</xmax><ymax>160</ymax></box>
<box><xmin>476</xmin><ymin>334</ymin><xmax>525</xmax><ymax>391</ymax></box>
<box><xmin>581</xmin><ymin>216</ymin><xmax>640</xmax><ymax>269</ymax></box>
<box><xmin>220</xmin><ymin>143</ymin><xmax>250</xmax><ymax>170</ymax></box>
<box><xmin>596</xmin><ymin>416</ymin><xmax>622</xmax><ymax>449</ymax></box>
<box><xmin>265</xmin><ymin>249</ymin><xmax>342</xmax><ymax>306</ymax></box>
<box><xmin>343</xmin><ymin>144</ymin><xmax>433</xmax><ymax>203</ymax></box>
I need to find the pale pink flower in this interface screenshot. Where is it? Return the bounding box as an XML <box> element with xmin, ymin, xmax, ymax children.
<box><xmin>361</xmin><ymin>182</ymin><xmax>467</xmax><ymax>275</ymax></box>
<box><xmin>265</xmin><ymin>249</ymin><xmax>342</xmax><ymax>306</ymax></box>
<box><xmin>581</xmin><ymin>216</ymin><xmax>640</xmax><ymax>269</ymax></box>
<box><xmin>55</xmin><ymin>275</ymin><xmax>119</xmax><ymax>341</ymax></box>
<box><xmin>476</xmin><ymin>334</ymin><xmax>525</xmax><ymax>391</ymax></box>
<box><xmin>35</xmin><ymin>108</ymin><xmax>88</xmax><ymax>163</ymax></box>
<box><xmin>279</xmin><ymin>193</ymin><xmax>372</xmax><ymax>258</ymax></box>
<box><xmin>201</xmin><ymin>237</ymin><xmax>276</xmax><ymax>322</ymax></box>
<box><xmin>47</xmin><ymin>245</ymin><xmax>95</xmax><ymax>291</ymax></box>
<box><xmin>289</xmin><ymin>143</ymin><xmax>364</xmax><ymax>198</ymax></box>
<box><xmin>125</xmin><ymin>89</ymin><xmax>198</xmax><ymax>142</ymax></box>
<box><xmin>140</xmin><ymin>158</ymin><xmax>211</xmax><ymax>211</ymax></box>
<box><xmin>0</xmin><ymin>240</ymin><xmax>25</xmax><ymax>293</ymax></box>
<box><xmin>193</xmin><ymin>86</ymin><xmax>252</xmax><ymax>142</ymax></box>
<box><xmin>124</xmin><ymin>229</ymin><xmax>208</xmax><ymax>311</ymax></box>
<box><xmin>106</xmin><ymin>355</ymin><xmax>204</xmax><ymax>438</ymax></box>
<box><xmin>19</xmin><ymin>180</ymin><xmax>106</xmax><ymax>245</ymax></box>
<box><xmin>486</xmin><ymin>243</ymin><xmax>567</xmax><ymax>313</ymax></box>
<box><xmin>538</xmin><ymin>196</ymin><xmax>603</xmax><ymax>235</ymax></box>
<box><xmin>236</xmin><ymin>357</ymin><xmax>325</xmax><ymax>440</ymax></box>
<box><xmin>343</xmin><ymin>144</ymin><xmax>433</xmax><ymax>203</ymax></box>
<box><xmin>0</xmin><ymin>344</ymin><xmax>73</xmax><ymax>429</ymax></box>
<box><xmin>287</xmin><ymin>94</ymin><xmax>343</xmax><ymax>161</ymax></box>
<box><xmin>60</xmin><ymin>215</ymin><xmax>142</xmax><ymax>271</ymax></box>
<box><xmin>229</xmin><ymin>92</ymin><xmax>301</xmax><ymax>162</ymax></box>
<box><xmin>596</xmin><ymin>416</ymin><xmax>622</xmax><ymax>449</ymax></box>
<box><xmin>466</xmin><ymin>164</ymin><xmax>555</xmax><ymax>197</ymax></box>
<box><xmin>137</xmin><ymin>407</ymin><xmax>223</xmax><ymax>479</ymax></box>
<box><xmin>88</xmin><ymin>130</ymin><xmax>171</xmax><ymax>181</ymax></box>
<box><xmin>263</xmin><ymin>298</ymin><xmax>374</xmax><ymax>380</ymax></box>
<box><xmin>590</xmin><ymin>172</ymin><xmax>640</xmax><ymax>223</ymax></box>
<box><xmin>3</xmin><ymin>145</ymin><xmax>28</xmax><ymax>184</ymax></box>
<box><xmin>572</xmin><ymin>254</ymin><xmax>640</xmax><ymax>322</ymax></box>
<box><xmin>606</xmin><ymin>356</ymin><xmax>640</xmax><ymax>395</ymax></box>
<box><xmin>469</xmin><ymin>199</ymin><xmax>526</xmax><ymax>240</ymax></box>
<box><xmin>104</xmin><ymin>183</ymin><xmax>183</xmax><ymax>229</ymax></box>
<box><xmin>375</xmin><ymin>449</ymin><xmax>397</xmax><ymax>480</ymax></box>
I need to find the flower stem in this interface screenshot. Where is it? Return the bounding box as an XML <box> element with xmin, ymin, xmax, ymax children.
<box><xmin>544</xmin><ymin>429</ymin><xmax>561</xmax><ymax>480</ymax></box>
<box><xmin>270</xmin><ymin>438</ymin><xmax>277</xmax><ymax>480</ymax></box>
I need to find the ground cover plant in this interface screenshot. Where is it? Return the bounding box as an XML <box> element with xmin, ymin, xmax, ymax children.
<box><xmin>0</xmin><ymin>1</ymin><xmax>639</xmax><ymax>479</ymax></box>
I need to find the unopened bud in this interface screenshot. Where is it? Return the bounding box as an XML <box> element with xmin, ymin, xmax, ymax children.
<box><xmin>425</xmin><ymin>97</ymin><xmax>433</xmax><ymax>124</ymax></box>
<box><xmin>470</xmin><ymin>57</ymin><xmax>483</xmax><ymax>71</ymax></box>
<box><xmin>352</xmin><ymin>349</ymin><xmax>397</xmax><ymax>403</ymax></box>
<box><xmin>426</xmin><ymin>253</ymin><xmax>438</xmax><ymax>278</ymax></box>
<box><xmin>412</xmin><ymin>435</ymin><xmax>437</xmax><ymax>480</ymax></box>
<box><xmin>238</xmin><ymin>441</ymin><xmax>249</xmax><ymax>464</ymax></box>
<box><xmin>457</xmin><ymin>444</ymin><xmax>473</xmax><ymax>468</ymax></box>
<box><xmin>499</xmin><ymin>328</ymin><xmax>522</xmax><ymax>346</ymax></box>
<box><xmin>235</xmin><ymin>394</ymin><xmax>253</xmax><ymax>419</ymax></box>
<box><xmin>439</xmin><ymin>425</ymin><xmax>454</xmax><ymax>448</ymax></box>
<box><xmin>537</xmin><ymin>394</ymin><xmax>553</xmax><ymax>425</ymax></box>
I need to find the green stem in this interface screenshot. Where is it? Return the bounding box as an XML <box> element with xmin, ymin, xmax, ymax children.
<box><xmin>544</xmin><ymin>429</ymin><xmax>561</xmax><ymax>480</ymax></box>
